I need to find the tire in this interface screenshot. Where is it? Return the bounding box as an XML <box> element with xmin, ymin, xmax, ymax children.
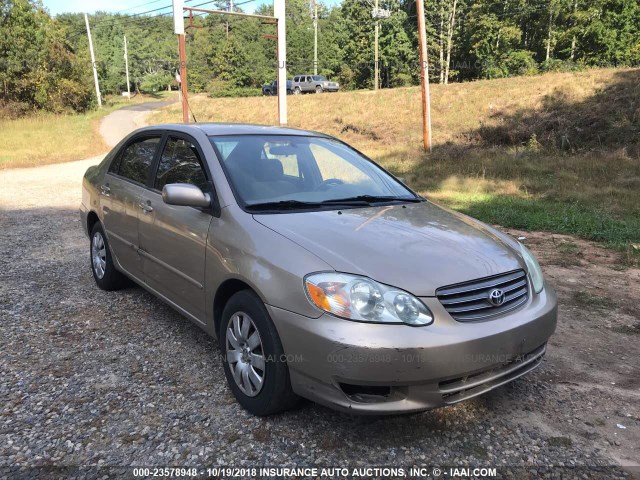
<box><xmin>90</xmin><ymin>222</ymin><xmax>128</xmax><ymax>291</ymax></box>
<box><xmin>315</xmin><ymin>86</ymin><xmax>323</xmax><ymax>94</ymax></box>
<box><xmin>219</xmin><ymin>290</ymin><xmax>299</xmax><ymax>416</ymax></box>
<box><xmin>294</xmin><ymin>87</ymin><xmax>301</xmax><ymax>95</ymax></box>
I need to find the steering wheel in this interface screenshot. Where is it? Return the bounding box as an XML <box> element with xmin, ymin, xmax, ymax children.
<box><xmin>317</xmin><ymin>178</ymin><xmax>344</xmax><ymax>190</ymax></box>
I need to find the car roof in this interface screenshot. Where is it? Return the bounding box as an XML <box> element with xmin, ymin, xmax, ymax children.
<box><xmin>135</xmin><ymin>123</ymin><xmax>332</xmax><ymax>138</ymax></box>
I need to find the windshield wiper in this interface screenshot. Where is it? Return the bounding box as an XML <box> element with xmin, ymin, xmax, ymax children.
<box><xmin>321</xmin><ymin>195</ymin><xmax>423</xmax><ymax>205</ymax></box>
<box><xmin>246</xmin><ymin>195</ymin><xmax>423</xmax><ymax>212</ymax></box>
<box><xmin>245</xmin><ymin>200</ymin><xmax>324</xmax><ymax>211</ymax></box>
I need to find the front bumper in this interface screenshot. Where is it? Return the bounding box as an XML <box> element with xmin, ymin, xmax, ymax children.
<box><xmin>268</xmin><ymin>285</ymin><xmax>557</xmax><ymax>414</ymax></box>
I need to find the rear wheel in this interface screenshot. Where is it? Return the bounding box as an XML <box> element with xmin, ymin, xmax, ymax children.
<box><xmin>90</xmin><ymin>222</ymin><xmax>128</xmax><ymax>291</ymax></box>
<box><xmin>220</xmin><ymin>290</ymin><xmax>299</xmax><ymax>416</ymax></box>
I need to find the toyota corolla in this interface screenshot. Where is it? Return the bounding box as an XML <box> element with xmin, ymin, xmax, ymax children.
<box><xmin>80</xmin><ymin>123</ymin><xmax>557</xmax><ymax>416</ymax></box>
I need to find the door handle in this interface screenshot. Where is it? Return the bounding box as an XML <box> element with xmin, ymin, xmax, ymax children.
<box><xmin>100</xmin><ymin>184</ymin><xmax>111</xmax><ymax>196</ymax></box>
<box><xmin>138</xmin><ymin>201</ymin><xmax>154</xmax><ymax>214</ymax></box>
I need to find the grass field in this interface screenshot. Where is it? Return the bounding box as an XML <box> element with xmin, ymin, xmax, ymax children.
<box><xmin>0</xmin><ymin>93</ymin><xmax>168</xmax><ymax>169</ymax></box>
<box><xmin>150</xmin><ymin>68</ymin><xmax>640</xmax><ymax>260</ymax></box>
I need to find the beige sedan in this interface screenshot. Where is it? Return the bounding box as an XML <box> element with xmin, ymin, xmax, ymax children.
<box><xmin>80</xmin><ymin>123</ymin><xmax>557</xmax><ymax>416</ymax></box>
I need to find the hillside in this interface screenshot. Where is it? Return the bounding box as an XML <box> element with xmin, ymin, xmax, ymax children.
<box><xmin>151</xmin><ymin>68</ymin><xmax>640</xmax><ymax>260</ymax></box>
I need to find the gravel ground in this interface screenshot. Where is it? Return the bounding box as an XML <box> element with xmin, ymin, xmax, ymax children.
<box><xmin>0</xmin><ymin>156</ymin><xmax>638</xmax><ymax>478</ymax></box>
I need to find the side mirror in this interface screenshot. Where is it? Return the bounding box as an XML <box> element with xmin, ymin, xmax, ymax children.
<box><xmin>162</xmin><ymin>183</ymin><xmax>211</xmax><ymax>208</ymax></box>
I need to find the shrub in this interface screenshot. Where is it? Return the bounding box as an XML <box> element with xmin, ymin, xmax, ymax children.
<box><xmin>0</xmin><ymin>100</ymin><xmax>34</xmax><ymax>119</ymax></box>
<box><xmin>139</xmin><ymin>72</ymin><xmax>173</xmax><ymax>94</ymax></box>
<box><xmin>504</xmin><ymin>50</ymin><xmax>538</xmax><ymax>76</ymax></box>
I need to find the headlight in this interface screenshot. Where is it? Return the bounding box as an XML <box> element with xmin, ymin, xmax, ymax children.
<box><xmin>304</xmin><ymin>273</ymin><xmax>433</xmax><ymax>326</ymax></box>
<box><xmin>519</xmin><ymin>243</ymin><xmax>544</xmax><ymax>293</ymax></box>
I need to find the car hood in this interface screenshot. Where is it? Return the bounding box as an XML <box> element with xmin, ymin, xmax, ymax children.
<box><xmin>253</xmin><ymin>201</ymin><xmax>524</xmax><ymax>296</ymax></box>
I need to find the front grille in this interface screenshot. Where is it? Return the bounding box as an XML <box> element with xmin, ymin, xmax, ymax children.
<box><xmin>436</xmin><ymin>269</ymin><xmax>529</xmax><ymax>321</ymax></box>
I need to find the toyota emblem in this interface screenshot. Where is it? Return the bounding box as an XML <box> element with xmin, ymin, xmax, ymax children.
<box><xmin>488</xmin><ymin>288</ymin><xmax>505</xmax><ymax>306</ymax></box>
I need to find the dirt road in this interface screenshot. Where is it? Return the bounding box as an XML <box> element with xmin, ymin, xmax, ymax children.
<box><xmin>0</xmin><ymin>112</ymin><xmax>638</xmax><ymax>474</ymax></box>
<box><xmin>99</xmin><ymin>99</ymin><xmax>174</xmax><ymax>148</ymax></box>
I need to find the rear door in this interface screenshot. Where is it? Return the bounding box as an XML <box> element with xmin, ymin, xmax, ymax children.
<box><xmin>304</xmin><ymin>75</ymin><xmax>314</xmax><ymax>92</ymax></box>
<box><xmin>102</xmin><ymin>135</ymin><xmax>162</xmax><ymax>281</ymax></box>
<box><xmin>138</xmin><ymin>134</ymin><xmax>214</xmax><ymax>322</ymax></box>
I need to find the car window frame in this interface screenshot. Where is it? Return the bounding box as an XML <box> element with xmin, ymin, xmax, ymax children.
<box><xmin>148</xmin><ymin>130</ymin><xmax>221</xmax><ymax>216</ymax></box>
<box><xmin>105</xmin><ymin>130</ymin><xmax>221</xmax><ymax>216</ymax></box>
<box><xmin>151</xmin><ymin>133</ymin><xmax>210</xmax><ymax>194</ymax></box>
<box><xmin>106</xmin><ymin>132</ymin><xmax>164</xmax><ymax>188</ymax></box>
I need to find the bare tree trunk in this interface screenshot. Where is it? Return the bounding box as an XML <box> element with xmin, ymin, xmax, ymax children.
<box><xmin>439</xmin><ymin>1</ymin><xmax>445</xmax><ymax>83</ymax></box>
<box><xmin>546</xmin><ymin>0</ymin><xmax>554</xmax><ymax>62</ymax></box>
<box><xmin>570</xmin><ymin>0</ymin><xmax>578</xmax><ymax>60</ymax></box>
<box><xmin>444</xmin><ymin>0</ymin><xmax>457</xmax><ymax>84</ymax></box>
<box><xmin>495</xmin><ymin>0</ymin><xmax>509</xmax><ymax>50</ymax></box>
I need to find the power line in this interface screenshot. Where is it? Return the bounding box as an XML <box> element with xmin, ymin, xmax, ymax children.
<box><xmin>112</xmin><ymin>0</ymin><xmax>168</xmax><ymax>15</ymax></box>
<box><xmin>68</xmin><ymin>0</ymin><xmax>223</xmax><ymax>38</ymax></box>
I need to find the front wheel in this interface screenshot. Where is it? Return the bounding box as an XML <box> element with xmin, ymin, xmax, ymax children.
<box><xmin>220</xmin><ymin>290</ymin><xmax>299</xmax><ymax>416</ymax></box>
<box><xmin>90</xmin><ymin>222</ymin><xmax>128</xmax><ymax>290</ymax></box>
<box><xmin>315</xmin><ymin>86</ymin><xmax>323</xmax><ymax>94</ymax></box>
<box><xmin>294</xmin><ymin>87</ymin><xmax>301</xmax><ymax>95</ymax></box>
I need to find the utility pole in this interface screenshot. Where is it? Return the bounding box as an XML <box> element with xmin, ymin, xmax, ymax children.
<box><xmin>416</xmin><ymin>0</ymin><xmax>432</xmax><ymax>152</ymax></box>
<box><xmin>84</xmin><ymin>13</ymin><xmax>102</xmax><ymax>108</ymax></box>
<box><xmin>173</xmin><ymin>0</ymin><xmax>189</xmax><ymax>123</ymax></box>
<box><xmin>178</xmin><ymin>34</ymin><xmax>189</xmax><ymax>123</ymax></box>
<box><xmin>226</xmin><ymin>0</ymin><xmax>233</xmax><ymax>38</ymax></box>
<box><xmin>123</xmin><ymin>35</ymin><xmax>131</xmax><ymax>99</ymax></box>
<box><xmin>374</xmin><ymin>0</ymin><xmax>379</xmax><ymax>90</ymax></box>
<box><xmin>313</xmin><ymin>0</ymin><xmax>318</xmax><ymax>75</ymax></box>
<box><xmin>371</xmin><ymin>6</ymin><xmax>390</xmax><ymax>91</ymax></box>
<box><xmin>275</xmin><ymin>0</ymin><xmax>287</xmax><ymax>125</ymax></box>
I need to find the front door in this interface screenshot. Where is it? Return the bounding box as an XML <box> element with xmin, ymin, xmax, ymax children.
<box><xmin>102</xmin><ymin>135</ymin><xmax>161</xmax><ymax>281</ymax></box>
<box><xmin>138</xmin><ymin>134</ymin><xmax>213</xmax><ymax>322</ymax></box>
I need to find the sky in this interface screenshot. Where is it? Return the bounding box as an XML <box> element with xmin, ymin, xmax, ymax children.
<box><xmin>42</xmin><ymin>0</ymin><xmax>341</xmax><ymax>16</ymax></box>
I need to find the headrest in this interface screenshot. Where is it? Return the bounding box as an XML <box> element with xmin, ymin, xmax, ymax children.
<box><xmin>260</xmin><ymin>159</ymin><xmax>284</xmax><ymax>180</ymax></box>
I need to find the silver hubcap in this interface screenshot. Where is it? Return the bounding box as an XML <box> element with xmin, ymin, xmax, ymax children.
<box><xmin>225</xmin><ymin>312</ymin><xmax>265</xmax><ymax>397</ymax></box>
<box><xmin>91</xmin><ymin>232</ymin><xmax>107</xmax><ymax>279</ymax></box>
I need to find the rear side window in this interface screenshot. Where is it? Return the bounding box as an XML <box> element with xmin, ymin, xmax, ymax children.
<box><xmin>155</xmin><ymin>137</ymin><xmax>208</xmax><ymax>191</ymax></box>
<box><xmin>111</xmin><ymin>137</ymin><xmax>160</xmax><ymax>185</ymax></box>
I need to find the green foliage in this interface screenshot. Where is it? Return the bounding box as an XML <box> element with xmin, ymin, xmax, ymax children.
<box><xmin>139</xmin><ymin>71</ymin><xmax>172</xmax><ymax>93</ymax></box>
<box><xmin>0</xmin><ymin>0</ymin><xmax>92</xmax><ymax>114</ymax></box>
<box><xmin>207</xmin><ymin>80</ymin><xmax>262</xmax><ymax>98</ymax></box>
<box><xmin>213</xmin><ymin>38</ymin><xmax>250</xmax><ymax>87</ymax></box>
<box><xmin>504</xmin><ymin>50</ymin><xmax>539</xmax><ymax>76</ymax></box>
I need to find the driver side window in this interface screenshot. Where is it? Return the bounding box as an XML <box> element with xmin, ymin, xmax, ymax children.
<box><xmin>155</xmin><ymin>137</ymin><xmax>208</xmax><ymax>192</ymax></box>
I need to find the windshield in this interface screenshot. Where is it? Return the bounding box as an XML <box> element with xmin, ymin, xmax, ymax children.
<box><xmin>312</xmin><ymin>75</ymin><xmax>327</xmax><ymax>81</ymax></box>
<box><xmin>209</xmin><ymin>135</ymin><xmax>419</xmax><ymax>211</ymax></box>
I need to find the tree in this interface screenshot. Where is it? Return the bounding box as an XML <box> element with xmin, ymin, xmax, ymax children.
<box><xmin>0</xmin><ymin>0</ymin><xmax>92</xmax><ymax>114</ymax></box>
